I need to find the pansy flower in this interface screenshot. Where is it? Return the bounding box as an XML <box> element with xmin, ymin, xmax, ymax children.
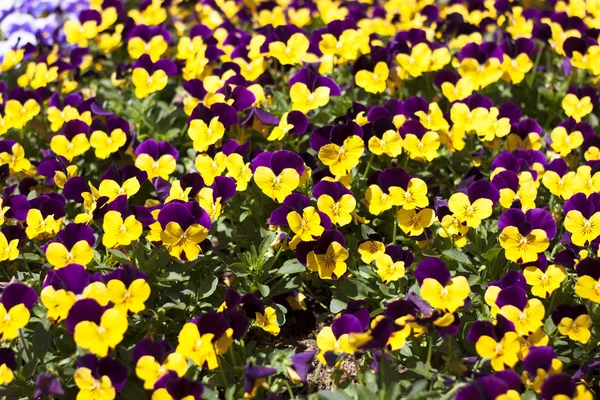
<box><xmin>243</xmin><ymin>363</ymin><xmax>277</xmax><ymax>399</ymax></box>
<box><xmin>182</xmin><ymin>79</ymin><xmax>208</xmax><ymax>115</ymax></box>
<box><xmin>355</xmin><ymin>56</ymin><xmax>389</xmax><ymax>94</ymax></box>
<box><xmin>127</xmin><ymin>24</ymin><xmax>171</xmax><ymax>61</ymax></box>
<box><xmin>251</xmin><ymin>150</ymin><xmax>304</xmax><ymax>203</ymax></box>
<box><xmin>71</xmin><ymin>300</ymin><xmax>128</xmax><ymax>357</ymax></box>
<box><xmin>574</xmin><ymin>163</ymin><xmax>600</xmax><ymax>196</ymax></box>
<box><xmin>456</xmin><ymin>42</ymin><xmax>504</xmax><ymax>89</ymax></box>
<box><xmin>197</xmin><ymin>176</ymin><xmax>237</xmax><ymax>220</ymax></box>
<box><xmin>287</xmin><ymin>350</ymin><xmax>315</xmax><ymax>384</ymax></box>
<box><xmin>357</xmin><ymin>234</ymin><xmax>385</xmax><ymax>264</ymax></box>
<box><xmin>100</xmin><ymin>196</ymin><xmax>144</xmax><ymax>248</ymax></box>
<box><xmin>268</xmin><ymin>194</ymin><xmax>330</xmax><ymax>247</ymax></box>
<box><xmin>540</xmin><ymin>374</ymin><xmax>594</xmax><ymax>400</ymax></box>
<box><xmin>492</xmin><ymin>170</ymin><xmax>537</xmax><ymax>210</ymax></box>
<box><xmin>187</xmin><ymin>103</ymin><xmax>238</xmax><ymax>152</ymax></box>
<box><xmin>153</xmin><ymin>372</ymin><xmax>204</xmax><ymax>400</ymax></box>
<box><xmin>241</xmin><ymin>293</ymin><xmax>281</xmax><ymax>337</ymax></box>
<box><xmin>74</xmin><ymin>355</ymin><xmax>128</xmax><ymax>400</ymax></box>
<box><xmin>456</xmin><ymin>371</ymin><xmax>522</xmax><ymax>399</ymax></box>
<box><xmin>434</xmin><ymin>70</ymin><xmax>473</xmax><ymax>102</ymax></box>
<box><xmin>484</xmin><ymin>271</ymin><xmax>528</xmax><ymax>317</ymax></box>
<box><xmin>523</xmin><ymin>255</ymin><xmax>567</xmax><ymax>299</ymax></box>
<box><xmin>550</xmin><ymin>118</ymin><xmax>592</xmax><ymax>157</ymax></box>
<box><xmin>448</xmin><ymin>180</ymin><xmax>499</xmax><ymax>228</ymax></box>
<box><xmin>265</xmin><ymin>27</ymin><xmax>310</xmax><ymax>65</ymax></box>
<box><xmin>47</xmin><ymin>93</ymin><xmax>93</xmax><ymax>132</ymax></box>
<box><xmin>498</xmin><ymin>208</ymin><xmax>556</xmax><ymax>263</ymax></box>
<box><xmin>311</xmin><ymin>20</ymin><xmax>369</xmax><ymax>74</ymax></box>
<box><xmin>3</xmin><ymin>88</ymin><xmax>40</xmax><ymax>131</ymax></box>
<box><xmin>500</xmin><ymin>37</ymin><xmax>534</xmax><ymax>84</ymax></box>
<box><xmin>45</xmin><ymin>223</ymin><xmax>95</xmax><ymax>268</ymax></box>
<box><xmin>415</xmin><ymin>258</ymin><xmax>470</xmax><ymax>313</ymax></box>
<box><xmin>401</xmin><ymin>120</ymin><xmax>440</xmax><ymax>162</ymax></box>
<box><xmin>157</xmin><ymin>201</ymin><xmax>211</xmax><ymax>260</ymax></box>
<box><xmin>267</xmin><ymin>110</ymin><xmax>309</xmax><ymax>142</ymax></box>
<box><xmin>41</xmin><ymin>264</ymin><xmax>108</xmax><ymax>322</ymax></box>
<box><xmin>98</xmin><ymin>164</ymin><xmax>147</xmax><ymax>202</ymax></box>
<box><xmin>505</xmin><ymin>118</ymin><xmax>544</xmax><ymax>152</ymax></box>
<box><xmin>496</xmin><ymin>286</ymin><xmax>545</xmax><ymax>336</ymax></box>
<box><xmin>64</xmin><ymin>10</ymin><xmax>102</xmax><ymax>47</ymax></box>
<box><xmin>563</xmin><ymin>193</ymin><xmax>600</xmax><ymax>246</ymax></box>
<box><xmin>467</xmin><ymin>315</ymin><xmax>520</xmax><ymax>371</ymax></box>
<box><xmin>375</xmin><ymin>245</ymin><xmax>413</xmax><ymax>284</ymax></box>
<box><xmin>367</xmin><ymin>119</ymin><xmax>403</xmax><ymax>158</ymax></box>
<box><xmin>175</xmin><ymin>318</ymin><xmax>220</xmax><ymax>370</ymax></box>
<box><xmin>133</xmin><ymin>339</ymin><xmax>187</xmax><ymax>390</ymax></box>
<box><xmin>95</xmin><ymin>264</ymin><xmax>151</xmax><ymax>314</ymax></box>
<box><xmin>0</xmin><ymin>140</ymin><xmax>31</xmax><ymax>174</ymax></box>
<box><xmin>50</xmin><ymin>120</ymin><xmax>90</xmax><ymax>162</ymax></box>
<box><xmin>521</xmin><ymin>346</ymin><xmax>563</xmax><ymax>393</ymax></box>
<box><xmin>364</xmin><ymin>168</ymin><xmax>420</xmax><ymax>215</ymax></box>
<box><xmin>395</xmin><ymin>40</ymin><xmax>450</xmax><ymax>78</ymax></box>
<box><xmin>552</xmin><ymin>304</ymin><xmax>591</xmax><ymax>344</ymax></box>
<box><xmin>574</xmin><ymin>258</ymin><xmax>600</xmax><ymax>304</ymax></box>
<box><xmin>311</xmin><ymin>121</ymin><xmax>364</xmax><ymax>177</ymax></box>
<box><xmin>296</xmin><ymin>229</ymin><xmax>348</xmax><ymax>279</ymax></box>
<box><xmin>0</xmin><ymin>283</ymin><xmax>37</xmax><ymax>340</ymax></box>
<box><xmin>131</xmin><ymin>54</ymin><xmax>177</xmax><ymax>99</ymax></box>
<box><xmin>25</xmin><ymin>194</ymin><xmax>65</xmax><ymax>239</ymax></box>
<box><xmin>0</xmin><ymin>349</ymin><xmax>16</xmax><ymax>385</ymax></box>
<box><xmin>541</xmin><ymin>158</ymin><xmax>579</xmax><ymax>200</ymax></box>
<box><xmin>313</xmin><ymin>180</ymin><xmax>355</xmax><ymax>227</ymax></box>
<box><xmin>289</xmin><ymin>68</ymin><xmax>341</xmax><ymax>113</ymax></box>
<box><xmin>89</xmin><ymin>116</ymin><xmax>130</xmax><ymax>160</ymax></box>
<box><xmin>316</xmin><ymin>314</ymin><xmax>364</xmax><ymax>365</ymax></box>
<box><xmin>562</xmin><ymin>86</ymin><xmax>598</xmax><ymax>122</ymax></box>
<box><xmin>195</xmin><ymin>151</ymin><xmax>227</xmax><ymax>186</ymax></box>
<box><xmin>134</xmin><ymin>139</ymin><xmax>178</xmax><ymax>180</ymax></box>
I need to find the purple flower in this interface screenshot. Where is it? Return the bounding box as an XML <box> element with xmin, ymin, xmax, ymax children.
<box><xmin>34</xmin><ymin>373</ymin><xmax>64</xmax><ymax>398</ymax></box>
<box><xmin>288</xmin><ymin>351</ymin><xmax>315</xmax><ymax>383</ymax></box>
<box><xmin>243</xmin><ymin>363</ymin><xmax>277</xmax><ymax>398</ymax></box>
<box><xmin>1</xmin><ymin>282</ymin><xmax>38</xmax><ymax>311</ymax></box>
<box><xmin>77</xmin><ymin>354</ymin><xmax>128</xmax><ymax>392</ymax></box>
<box><xmin>154</xmin><ymin>372</ymin><xmax>204</xmax><ymax>400</ymax></box>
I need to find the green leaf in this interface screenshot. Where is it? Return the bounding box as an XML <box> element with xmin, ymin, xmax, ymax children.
<box><xmin>442</xmin><ymin>249</ymin><xmax>472</xmax><ymax>266</ymax></box>
<box><xmin>198</xmin><ymin>276</ymin><xmax>219</xmax><ymax>299</ymax></box>
<box><xmin>481</xmin><ymin>248</ymin><xmax>502</xmax><ymax>261</ymax></box>
<box><xmin>228</xmin><ymin>262</ymin><xmax>250</xmax><ymax>277</ymax></box>
<box><xmin>276</xmin><ymin>259</ymin><xmax>306</xmax><ymax>276</ymax></box>
<box><xmin>259</xmin><ymin>229</ymin><xmax>276</xmax><ymax>256</ymax></box>
<box><xmin>317</xmin><ymin>392</ymin><xmax>353</xmax><ymax>400</ymax></box>
<box><xmin>330</xmin><ymin>298</ymin><xmax>347</xmax><ymax>314</ymax></box>
<box><xmin>258</xmin><ymin>283</ymin><xmax>270</xmax><ymax>297</ymax></box>
<box><xmin>32</xmin><ymin>323</ymin><xmax>51</xmax><ymax>360</ymax></box>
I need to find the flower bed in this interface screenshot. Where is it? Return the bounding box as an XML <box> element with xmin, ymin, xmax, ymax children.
<box><xmin>0</xmin><ymin>0</ymin><xmax>598</xmax><ymax>399</ymax></box>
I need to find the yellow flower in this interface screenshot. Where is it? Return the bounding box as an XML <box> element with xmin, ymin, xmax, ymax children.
<box><xmin>160</xmin><ymin>222</ymin><xmax>208</xmax><ymax>260</ymax></box>
<box><xmin>196</xmin><ymin>152</ymin><xmax>227</xmax><ymax>185</ymax></box>
<box><xmin>562</xmin><ymin>94</ymin><xmax>593</xmax><ymax>122</ymax></box>
<box><xmin>317</xmin><ymin>194</ymin><xmax>356</xmax><ymax>227</ymax></box>
<box><xmin>74</xmin><ymin>367</ymin><xmax>115</xmax><ymax>400</ymax></box>
<box><xmin>226</xmin><ymin>153</ymin><xmax>253</xmax><ymax>191</ymax></box>
<box><xmin>136</xmin><ymin>352</ymin><xmax>187</xmax><ymax>390</ymax></box>
<box><xmin>0</xmin><ymin>304</ymin><xmax>30</xmax><ymax>340</ymax></box>
<box><xmin>376</xmin><ymin>254</ymin><xmax>405</xmax><ymax>284</ymax></box>
<box><xmin>46</xmin><ymin>241</ymin><xmax>94</xmax><ymax>269</ymax></box>
<box><xmin>256</xmin><ymin>307</ymin><xmax>280</xmax><ymax>336</ymax></box>
<box><xmin>448</xmin><ymin>193</ymin><xmax>493</xmax><ymax>228</ymax></box>
<box><xmin>355</xmin><ymin>62</ymin><xmax>389</xmax><ymax>94</ymax></box>
<box><xmin>397</xmin><ymin>208</ymin><xmax>435</xmax><ymax>236</ymax></box>
<box><xmin>90</xmin><ymin>129</ymin><xmax>127</xmax><ymax>159</ymax></box>
<box><xmin>135</xmin><ymin>154</ymin><xmax>177</xmax><ymax>180</ymax></box>
<box><xmin>499</xmin><ymin>226</ymin><xmax>549</xmax><ymax>263</ymax></box>
<box><xmin>40</xmin><ymin>286</ymin><xmax>76</xmax><ymax>323</ymax></box>
<box><xmin>498</xmin><ymin>299</ymin><xmax>545</xmax><ymax>336</ymax></box>
<box><xmin>523</xmin><ymin>264</ymin><xmax>566</xmax><ymax>298</ymax></box>
<box><xmin>475</xmin><ymin>332</ymin><xmax>520</xmax><ymax>371</ymax></box>
<box><xmin>74</xmin><ymin>308</ymin><xmax>128</xmax><ymax>357</ymax></box>
<box><xmin>403</xmin><ymin>131</ymin><xmax>440</xmax><ymax>162</ymax></box>
<box><xmin>188</xmin><ymin>117</ymin><xmax>226</xmax><ymax>152</ymax></box>
<box><xmin>102</xmin><ymin>211</ymin><xmax>143</xmax><ymax>248</ymax></box>
<box><xmin>287</xmin><ymin>206</ymin><xmax>325</xmax><ymax>242</ymax></box>
<box><xmin>50</xmin><ymin>134</ymin><xmax>90</xmax><ymax>161</ymax></box>
<box><xmin>558</xmin><ymin>314</ymin><xmax>592</xmax><ymax>344</ymax></box>
<box><xmin>306</xmin><ymin>242</ymin><xmax>348</xmax><ymax>279</ymax></box>
<box><xmin>575</xmin><ymin>275</ymin><xmax>600</xmax><ymax>303</ymax></box>
<box><xmin>176</xmin><ymin>323</ymin><xmax>218</xmax><ymax>369</ymax></box>
<box><xmin>368</xmin><ymin>129</ymin><xmax>403</xmax><ymax>157</ymax></box>
<box><xmin>254</xmin><ymin>167</ymin><xmax>300</xmax><ymax>203</ymax></box>
<box><xmin>564</xmin><ymin>210</ymin><xmax>600</xmax><ymax>246</ymax></box>
<box><xmin>290</xmin><ymin>83</ymin><xmax>330</xmax><ymax>113</ymax></box>
<box><xmin>132</xmin><ymin>68</ymin><xmax>168</xmax><ymax>99</ymax></box>
<box><xmin>268</xmin><ymin>33</ymin><xmax>309</xmax><ymax>65</ymax></box>
<box><xmin>550</xmin><ymin>126</ymin><xmax>584</xmax><ymax>156</ymax></box>
<box><xmin>318</xmin><ymin>135</ymin><xmax>364</xmax><ymax>177</ymax></box>
<box><xmin>420</xmin><ymin>276</ymin><xmax>470</xmax><ymax>313</ymax></box>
